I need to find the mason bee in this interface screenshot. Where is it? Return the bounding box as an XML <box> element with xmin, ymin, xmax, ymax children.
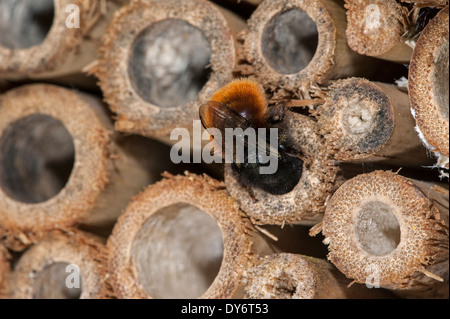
<box><xmin>199</xmin><ymin>78</ymin><xmax>306</xmax><ymax>195</ymax></box>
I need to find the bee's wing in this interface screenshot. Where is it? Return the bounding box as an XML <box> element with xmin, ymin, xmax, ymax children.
<box><xmin>199</xmin><ymin>101</ymin><xmax>278</xmax><ymax>160</ymax></box>
<box><xmin>199</xmin><ymin>101</ymin><xmax>252</xmax><ymax>131</ymax></box>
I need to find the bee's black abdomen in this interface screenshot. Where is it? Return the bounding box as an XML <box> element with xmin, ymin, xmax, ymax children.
<box><xmin>232</xmin><ymin>153</ymin><xmax>303</xmax><ymax>195</ymax></box>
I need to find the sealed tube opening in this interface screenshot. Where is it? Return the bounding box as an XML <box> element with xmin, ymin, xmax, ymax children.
<box><xmin>32</xmin><ymin>262</ymin><xmax>82</xmax><ymax>299</ymax></box>
<box><xmin>128</xmin><ymin>19</ymin><xmax>212</xmax><ymax>108</ymax></box>
<box><xmin>342</xmin><ymin>102</ymin><xmax>376</xmax><ymax>135</ymax></box>
<box><xmin>0</xmin><ymin>114</ymin><xmax>75</xmax><ymax>203</ymax></box>
<box><xmin>338</xmin><ymin>86</ymin><xmax>393</xmax><ymax>153</ymax></box>
<box><xmin>355</xmin><ymin>201</ymin><xmax>401</xmax><ymax>256</ymax></box>
<box><xmin>433</xmin><ymin>39</ymin><xmax>449</xmax><ymax>121</ymax></box>
<box><xmin>131</xmin><ymin>203</ymin><xmax>224</xmax><ymax>298</ymax></box>
<box><xmin>261</xmin><ymin>9</ymin><xmax>318</xmax><ymax>74</ymax></box>
<box><xmin>0</xmin><ymin>0</ymin><xmax>54</xmax><ymax>49</ymax></box>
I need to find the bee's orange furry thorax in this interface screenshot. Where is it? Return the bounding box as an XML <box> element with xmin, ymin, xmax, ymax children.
<box><xmin>210</xmin><ymin>78</ymin><xmax>268</xmax><ymax>127</ymax></box>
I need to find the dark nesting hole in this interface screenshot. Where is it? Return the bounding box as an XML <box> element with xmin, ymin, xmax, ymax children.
<box><xmin>131</xmin><ymin>203</ymin><xmax>224</xmax><ymax>298</ymax></box>
<box><xmin>32</xmin><ymin>262</ymin><xmax>82</xmax><ymax>299</ymax></box>
<box><xmin>128</xmin><ymin>19</ymin><xmax>212</xmax><ymax>108</ymax></box>
<box><xmin>0</xmin><ymin>114</ymin><xmax>75</xmax><ymax>203</ymax></box>
<box><xmin>0</xmin><ymin>0</ymin><xmax>54</xmax><ymax>49</ymax></box>
<box><xmin>261</xmin><ymin>9</ymin><xmax>318</xmax><ymax>74</ymax></box>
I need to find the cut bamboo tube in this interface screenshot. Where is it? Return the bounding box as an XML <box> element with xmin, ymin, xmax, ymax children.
<box><xmin>107</xmin><ymin>173</ymin><xmax>275</xmax><ymax>299</ymax></box>
<box><xmin>93</xmin><ymin>0</ymin><xmax>246</xmax><ymax>139</ymax></box>
<box><xmin>245</xmin><ymin>253</ymin><xmax>394</xmax><ymax>299</ymax></box>
<box><xmin>0</xmin><ymin>243</ymin><xmax>9</xmax><ymax>298</ymax></box>
<box><xmin>225</xmin><ymin>112</ymin><xmax>338</xmax><ymax>226</ymax></box>
<box><xmin>5</xmin><ymin>229</ymin><xmax>114</xmax><ymax>299</ymax></box>
<box><xmin>0</xmin><ymin>0</ymin><xmax>124</xmax><ymax>80</ymax></box>
<box><xmin>409</xmin><ymin>6</ymin><xmax>449</xmax><ymax>176</ymax></box>
<box><xmin>344</xmin><ymin>0</ymin><xmax>412</xmax><ymax>63</ymax></box>
<box><xmin>317</xmin><ymin>77</ymin><xmax>432</xmax><ymax>166</ymax></box>
<box><xmin>235</xmin><ymin>0</ymin><xmax>371</xmax><ymax>99</ymax></box>
<box><xmin>0</xmin><ymin>84</ymin><xmax>156</xmax><ymax>251</ymax></box>
<box><xmin>320</xmin><ymin>170</ymin><xmax>449</xmax><ymax>298</ymax></box>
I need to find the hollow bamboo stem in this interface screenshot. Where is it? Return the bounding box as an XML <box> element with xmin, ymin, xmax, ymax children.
<box><xmin>0</xmin><ymin>84</ymin><xmax>157</xmax><ymax>251</ymax></box>
<box><xmin>5</xmin><ymin>229</ymin><xmax>113</xmax><ymax>299</ymax></box>
<box><xmin>0</xmin><ymin>0</ymin><xmax>124</xmax><ymax>81</ymax></box>
<box><xmin>93</xmin><ymin>0</ymin><xmax>246</xmax><ymax>139</ymax></box>
<box><xmin>320</xmin><ymin>170</ymin><xmax>449</xmax><ymax>298</ymax></box>
<box><xmin>245</xmin><ymin>253</ymin><xmax>394</xmax><ymax>298</ymax></box>
<box><xmin>107</xmin><ymin>173</ymin><xmax>275</xmax><ymax>299</ymax></box>
<box><xmin>317</xmin><ymin>77</ymin><xmax>432</xmax><ymax>166</ymax></box>
<box><xmin>235</xmin><ymin>0</ymin><xmax>372</xmax><ymax>99</ymax></box>
<box><xmin>224</xmin><ymin>112</ymin><xmax>338</xmax><ymax>226</ymax></box>
<box><xmin>344</xmin><ymin>0</ymin><xmax>412</xmax><ymax>63</ymax></box>
<box><xmin>409</xmin><ymin>6</ymin><xmax>449</xmax><ymax>177</ymax></box>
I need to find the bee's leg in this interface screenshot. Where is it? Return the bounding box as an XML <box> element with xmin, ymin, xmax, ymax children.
<box><xmin>286</xmin><ymin>149</ymin><xmax>311</xmax><ymax>168</ymax></box>
<box><xmin>267</xmin><ymin>101</ymin><xmax>287</xmax><ymax>124</ymax></box>
<box><xmin>244</xmin><ymin>183</ymin><xmax>258</xmax><ymax>203</ymax></box>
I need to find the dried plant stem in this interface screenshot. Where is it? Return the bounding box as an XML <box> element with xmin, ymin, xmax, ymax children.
<box><xmin>5</xmin><ymin>229</ymin><xmax>113</xmax><ymax>299</ymax></box>
<box><xmin>320</xmin><ymin>170</ymin><xmax>449</xmax><ymax>298</ymax></box>
<box><xmin>0</xmin><ymin>0</ymin><xmax>123</xmax><ymax>80</ymax></box>
<box><xmin>409</xmin><ymin>6</ymin><xmax>449</xmax><ymax>175</ymax></box>
<box><xmin>94</xmin><ymin>0</ymin><xmax>245</xmax><ymax>139</ymax></box>
<box><xmin>344</xmin><ymin>0</ymin><xmax>411</xmax><ymax>63</ymax></box>
<box><xmin>107</xmin><ymin>173</ymin><xmax>275</xmax><ymax>299</ymax></box>
<box><xmin>245</xmin><ymin>253</ymin><xmax>393</xmax><ymax>298</ymax></box>
<box><xmin>317</xmin><ymin>77</ymin><xmax>432</xmax><ymax>166</ymax></box>
<box><xmin>0</xmin><ymin>84</ymin><xmax>156</xmax><ymax>251</ymax></box>
<box><xmin>235</xmin><ymin>0</ymin><xmax>371</xmax><ymax>98</ymax></box>
<box><xmin>225</xmin><ymin>112</ymin><xmax>338</xmax><ymax>226</ymax></box>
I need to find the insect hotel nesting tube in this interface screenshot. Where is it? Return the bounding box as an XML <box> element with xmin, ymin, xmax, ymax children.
<box><xmin>319</xmin><ymin>170</ymin><xmax>449</xmax><ymax>298</ymax></box>
<box><xmin>5</xmin><ymin>229</ymin><xmax>113</xmax><ymax>299</ymax></box>
<box><xmin>94</xmin><ymin>0</ymin><xmax>246</xmax><ymax>140</ymax></box>
<box><xmin>0</xmin><ymin>84</ymin><xmax>155</xmax><ymax>251</ymax></box>
<box><xmin>224</xmin><ymin>112</ymin><xmax>338</xmax><ymax>226</ymax></box>
<box><xmin>344</xmin><ymin>0</ymin><xmax>412</xmax><ymax>63</ymax></box>
<box><xmin>107</xmin><ymin>173</ymin><xmax>275</xmax><ymax>299</ymax></box>
<box><xmin>409</xmin><ymin>6</ymin><xmax>449</xmax><ymax>175</ymax></box>
<box><xmin>317</xmin><ymin>77</ymin><xmax>432</xmax><ymax>166</ymax></box>
<box><xmin>235</xmin><ymin>0</ymin><xmax>370</xmax><ymax>98</ymax></box>
<box><xmin>0</xmin><ymin>0</ymin><xmax>123</xmax><ymax>81</ymax></box>
<box><xmin>244</xmin><ymin>253</ymin><xmax>392</xmax><ymax>299</ymax></box>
